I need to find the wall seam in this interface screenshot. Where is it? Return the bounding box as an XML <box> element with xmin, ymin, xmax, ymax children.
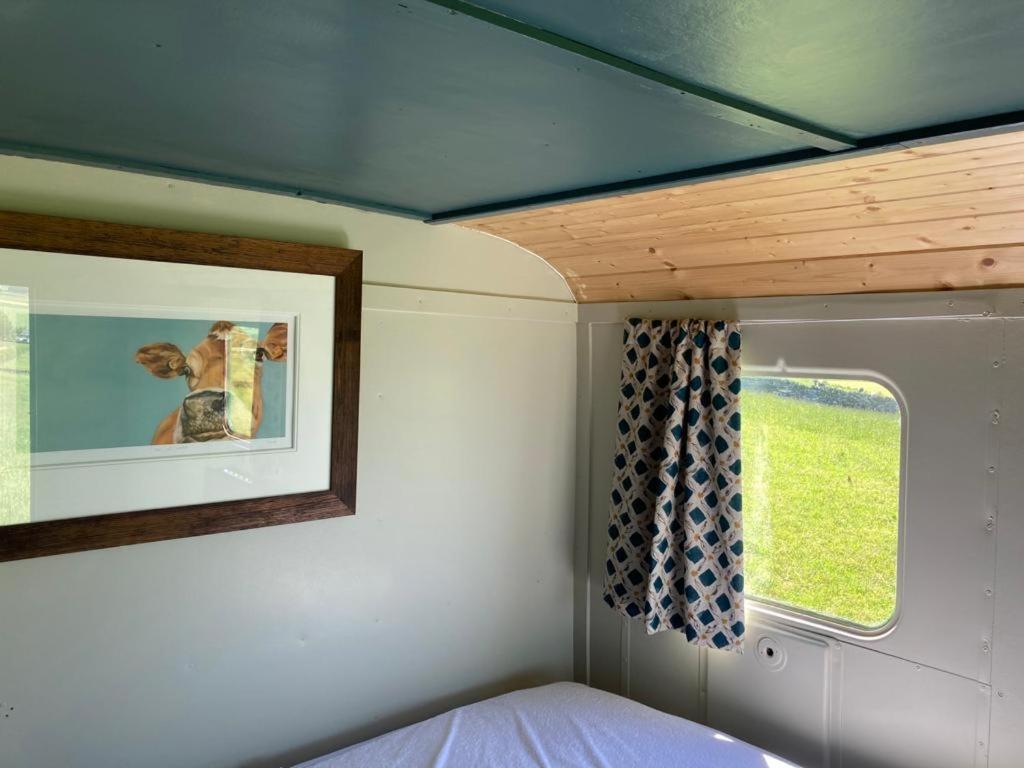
<box><xmin>577</xmin><ymin>320</ymin><xmax>596</xmax><ymax>685</ymax></box>
<box><xmin>983</xmin><ymin>318</ymin><xmax>1006</xmax><ymax>767</ymax></box>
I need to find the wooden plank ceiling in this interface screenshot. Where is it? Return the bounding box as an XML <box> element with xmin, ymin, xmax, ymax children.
<box><xmin>461</xmin><ymin>130</ymin><xmax>1024</xmax><ymax>303</ymax></box>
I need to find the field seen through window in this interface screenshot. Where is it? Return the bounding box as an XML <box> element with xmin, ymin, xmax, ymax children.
<box><xmin>743</xmin><ymin>376</ymin><xmax>901</xmax><ymax>628</ymax></box>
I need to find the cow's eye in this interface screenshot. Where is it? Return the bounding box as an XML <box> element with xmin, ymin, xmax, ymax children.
<box><xmin>255</xmin><ymin>348</ymin><xmax>265</xmax><ymax>362</ymax></box>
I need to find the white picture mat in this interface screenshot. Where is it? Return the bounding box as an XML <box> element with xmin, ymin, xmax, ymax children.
<box><xmin>0</xmin><ymin>247</ymin><xmax>335</xmax><ymax>523</ymax></box>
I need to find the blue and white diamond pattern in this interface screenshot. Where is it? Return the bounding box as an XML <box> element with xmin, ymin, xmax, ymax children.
<box><xmin>603</xmin><ymin>318</ymin><xmax>744</xmax><ymax>651</ymax></box>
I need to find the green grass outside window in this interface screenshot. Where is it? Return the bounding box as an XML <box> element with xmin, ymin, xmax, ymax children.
<box><xmin>744</xmin><ymin>377</ymin><xmax>901</xmax><ymax>628</ymax></box>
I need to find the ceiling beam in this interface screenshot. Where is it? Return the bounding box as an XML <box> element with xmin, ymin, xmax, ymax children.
<box><xmin>860</xmin><ymin>110</ymin><xmax>1024</xmax><ymax>150</ymax></box>
<box><xmin>423</xmin><ymin>0</ymin><xmax>857</xmax><ymax>153</ymax></box>
<box><xmin>427</xmin><ymin>148</ymin><xmax>831</xmax><ymax>223</ymax></box>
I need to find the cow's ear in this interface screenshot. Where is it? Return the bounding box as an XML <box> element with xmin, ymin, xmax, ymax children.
<box><xmin>258</xmin><ymin>323</ymin><xmax>288</xmax><ymax>362</ymax></box>
<box><xmin>208</xmin><ymin>320</ymin><xmax>235</xmax><ymax>339</ymax></box>
<box><xmin>135</xmin><ymin>343</ymin><xmax>187</xmax><ymax>378</ymax></box>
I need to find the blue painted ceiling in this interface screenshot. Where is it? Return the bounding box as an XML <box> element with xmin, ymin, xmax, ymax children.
<box><xmin>1</xmin><ymin>0</ymin><xmax>1022</xmax><ymax>220</ymax></box>
<box><xmin>476</xmin><ymin>0</ymin><xmax>1024</xmax><ymax>139</ymax></box>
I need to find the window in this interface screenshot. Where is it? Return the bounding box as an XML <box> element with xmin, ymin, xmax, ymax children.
<box><xmin>744</xmin><ymin>375</ymin><xmax>902</xmax><ymax>629</ymax></box>
<box><xmin>0</xmin><ymin>285</ymin><xmax>30</xmax><ymax>526</ymax></box>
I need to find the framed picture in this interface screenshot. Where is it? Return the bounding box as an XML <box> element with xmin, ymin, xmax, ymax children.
<box><xmin>0</xmin><ymin>211</ymin><xmax>361</xmax><ymax>561</ymax></box>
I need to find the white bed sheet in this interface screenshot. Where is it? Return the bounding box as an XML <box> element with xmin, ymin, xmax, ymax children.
<box><xmin>293</xmin><ymin>682</ymin><xmax>798</xmax><ymax>768</ymax></box>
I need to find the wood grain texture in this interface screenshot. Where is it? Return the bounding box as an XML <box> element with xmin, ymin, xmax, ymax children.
<box><xmin>0</xmin><ymin>211</ymin><xmax>361</xmax><ymax>561</ymax></box>
<box><xmin>461</xmin><ymin>130</ymin><xmax>1024</xmax><ymax>302</ymax></box>
<box><xmin>571</xmin><ymin>246</ymin><xmax>1024</xmax><ymax>302</ymax></box>
<box><xmin>488</xmin><ymin>165</ymin><xmax>1024</xmax><ymax>245</ymax></box>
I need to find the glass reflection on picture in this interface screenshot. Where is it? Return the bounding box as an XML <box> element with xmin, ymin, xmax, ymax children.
<box><xmin>0</xmin><ymin>285</ymin><xmax>30</xmax><ymax>525</ymax></box>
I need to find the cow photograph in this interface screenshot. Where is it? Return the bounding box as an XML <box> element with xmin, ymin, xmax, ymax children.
<box><xmin>27</xmin><ymin>312</ymin><xmax>294</xmax><ymax>462</ymax></box>
<box><xmin>135</xmin><ymin>320</ymin><xmax>288</xmax><ymax>444</ymax></box>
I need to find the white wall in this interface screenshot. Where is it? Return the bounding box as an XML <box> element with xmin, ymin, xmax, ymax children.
<box><xmin>576</xmin><ymin>290</ymin><xmax>1024</xmax><ymax>768</ymax></box>
<box><xmin>0</xmin><ymin>157</ymin><xmax>578</xmax><ymax>768</ymax></box>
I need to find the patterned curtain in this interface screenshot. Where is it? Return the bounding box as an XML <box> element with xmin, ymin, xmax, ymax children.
<box><xmin>603</xmin><ymin>318</ymin><xmax>745</xmax><ymax>651</ymax></box>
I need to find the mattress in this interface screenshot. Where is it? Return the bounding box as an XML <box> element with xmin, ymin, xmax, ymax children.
<box><xmin>293</xmin><ymin>682</ymin><xmax>798</xmax><ymax>768</ymax></box>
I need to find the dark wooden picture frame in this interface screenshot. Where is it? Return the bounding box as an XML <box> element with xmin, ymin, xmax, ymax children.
<box><xmin>0</xmin><ymin>210</ymin><xmax>360</xmax><ymax>561</ymax></box>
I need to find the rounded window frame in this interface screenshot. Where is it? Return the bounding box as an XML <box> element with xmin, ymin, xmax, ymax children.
<box><xmin>742</xmin><ymin>365</ymin><xmax>909</xmax><ymax>641</ymax></box>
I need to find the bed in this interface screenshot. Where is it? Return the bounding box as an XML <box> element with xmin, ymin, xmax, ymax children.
<box><xmin>294</xmin><ymin>682</ymin><xmax>797</xmax><ymax>767</ymax></box>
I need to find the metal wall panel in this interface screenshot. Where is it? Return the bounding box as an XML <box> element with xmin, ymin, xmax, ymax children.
<box><xmin>585</xmin><ymin>322</ymin><xmax>632</xmax><ymax>694</ymax></box>
<box><xmin>989</xmin><ymin>318</ymin><xmax>1024</xmax><ymax>768</ymax></box>
<box><xmin>740</xmin><ymin>317</ymin><xmax>997</xmax><ymax>683</ymax></box>
<box><xmin>578</xmin><ymin>290</ymin><xmax>1024</xmax><ymax>768</ymax></box>
<box><xmin>708</xmin><ymin>618</ymin><xmax>834</xmax><ymax>768</ymax></box>
<box><xmin>839</xmin><ymin>645</ymin><xmax>989</xmax><ymax>768</ymax></box>
<box><xmin>626</xmin><ymin>620</ymin><xmax>702</xmax><ymax>723</ymax></box>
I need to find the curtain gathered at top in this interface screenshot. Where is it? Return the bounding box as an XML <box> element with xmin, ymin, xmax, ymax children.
<box><xmin>603</xmin><ymin>318</ymin><xmax>745</xmax><ymax>651</ymax></box>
